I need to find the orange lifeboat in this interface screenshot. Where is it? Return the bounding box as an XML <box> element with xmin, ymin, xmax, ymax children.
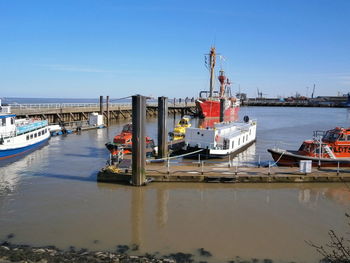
<box><xmin>268</xmin><ymin>127</ymin><xmax>350</xmax><ymax>167</ymax></box>
<box><xmin>105</xmin><ymin>123</ymin><xmax>156</xmax><ymax>157</ymax></box>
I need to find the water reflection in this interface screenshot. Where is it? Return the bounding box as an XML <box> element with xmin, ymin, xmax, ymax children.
<box><xmin>0</xmin><ymin>142</ymin><xmax>49</xmax><ymax>195</ymax></box>
<box><xmin>346</xmin><ymin>109</ymin><xmax>350</xmax><ymax>121</ymax></box>
<box><xmin>131</xmin><ymin>188</ymin><xmax>144</xmax><ymax>249</ymax></box>
<box><xmin>232</xmin><ymin>142</ymin><xmax>257</xmax><ymax>165</ymax></box>
<box><xmin>156</xmin><ymin>189</ymin><xmax>169</xmax><ymax>228</ymax></box>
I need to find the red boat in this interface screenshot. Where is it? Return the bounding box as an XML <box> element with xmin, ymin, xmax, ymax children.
<box><xmin>105</xmin><ymin>123</ymin><xmax>156</xmax><ymax>157</ymax></box>
<box><xmin>268</xmin><ymin>127</ymin><xmax>350</xmax><ymax>167</ymax></box>
<box><xmin>196</xmin><ymin>47</ymin><xmax>240</xmax><ymax>119</ymax></box>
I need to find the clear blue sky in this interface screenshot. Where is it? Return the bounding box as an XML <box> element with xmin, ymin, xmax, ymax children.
<box><xmin>1</xmin><ymin>0</ymin><xmax>349</xmax><ymax>99</ymax></box>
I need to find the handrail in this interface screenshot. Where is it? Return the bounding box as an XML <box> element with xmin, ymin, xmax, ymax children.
<box><xmin>8</xmin><ymin>102</ymin><xmax>196</xmax><ymax>109</ymax></box>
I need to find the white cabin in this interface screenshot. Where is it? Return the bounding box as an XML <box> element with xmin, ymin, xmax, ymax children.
<box><xmin>185</xmin><ymin>120</ymin><xmax>257</xmax><ymax>157</ymax></box>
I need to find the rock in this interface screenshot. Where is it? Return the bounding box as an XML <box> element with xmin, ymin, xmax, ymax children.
<box><xmin>131</xmin><ymin>243</ymin><xmax>139</xmax><ymax>251</ymax></box>
<box><xmin>34</xmin><ymin>248</ymin><xmax>46</xmax><ymax>253</ymax></box>
<box><xmin>198</xmin><ymin>248</ymin><xmax>212</xmax><ymax>257</ymax></box>
<box><xmin>116</xmin><ymin>244</ymin><xmax>129</xmax><ymax>254</ymax></box>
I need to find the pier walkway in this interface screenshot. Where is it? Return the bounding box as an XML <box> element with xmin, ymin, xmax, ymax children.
<box><xmin>98</xmin><ymin>160</ymin><xmax>350</xmax><ymax>184</ymax></box>
<box><xmin>9</xmin><ymin>102</ymin><xmax>197</xmax><ymax>124</ymax></box>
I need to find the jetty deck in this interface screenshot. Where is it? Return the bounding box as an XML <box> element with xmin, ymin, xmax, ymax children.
<box><xmin>98</xmin><ymin>161</ymin><xmax>350</xmax><ymax>184</ymax></box>
<box><xmin>9</xmin><ymin>102</ymin><xmax>197</xmax><ymax>124</ymax></box>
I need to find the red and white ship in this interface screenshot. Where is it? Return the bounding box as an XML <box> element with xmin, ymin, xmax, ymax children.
<box><xmin>196</xmin><ymin>47</ymin><xmax>240</xmax><ymax>119</ymax></box>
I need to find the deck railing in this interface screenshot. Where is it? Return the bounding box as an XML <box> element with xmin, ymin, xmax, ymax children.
<box><xmin>8</xmin><ymin>102</ymin><xmax>195</xmax><ymax>110</ymax></box>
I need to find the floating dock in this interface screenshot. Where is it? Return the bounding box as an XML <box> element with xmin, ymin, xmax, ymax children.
<box><xmin>97</xmin><ymin>162</ymin><xmax>350</xmax><ymax>184</ymax></box>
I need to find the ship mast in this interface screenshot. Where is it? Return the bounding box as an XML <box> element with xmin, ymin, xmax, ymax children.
<box><xmin>209</xmin><ymin>47</ymin><xmax>216</xmax><ymax>98</ymax></box>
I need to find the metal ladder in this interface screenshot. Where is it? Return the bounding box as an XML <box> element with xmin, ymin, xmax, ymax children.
<box><xmin>323</xmin><ymin>145</ymin><xmax>336</xmax><ymax>159</ymax></box>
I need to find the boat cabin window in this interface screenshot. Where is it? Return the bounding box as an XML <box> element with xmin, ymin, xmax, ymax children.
<box><xmin>26</xmin><ymin>135</ymin><xmax>29</xmax><ymax>140</ymax></box>
<box><xmin>11</xmin><ymin>118</ymin><xmax>14</xmax><ymax>125</ymax></box>
<box><xmin>323</xmin><ymin>131</ymin><xmax>340</xmax><ymax>141</ymax></box>
<box><xmin>347</xmin><ymin>135</ymin><xmax>350</xmax><ymax>141</ymax></box>
<box><xmin>338</xmin><ymin>134</ymin><xmax>347</xmax><ymax>141</ymax></box>
<box><xmin>1</xmin><ymin>119</ymin><xmax>5</xmax><ymax>126</ymax></box>
<box><xmin>30</xmin><ymin>134</ymin><xmax>33</xmax><ymax>139</ymax></box>
<box><xmin>34</xmin><ymin>133</ymin><xmax>37</xmax><ymax>138</ymax></box>
<box><xmin>122</xmin><ymin>124</ymin><xmax>132</xmax><ymax>133</ymax></box>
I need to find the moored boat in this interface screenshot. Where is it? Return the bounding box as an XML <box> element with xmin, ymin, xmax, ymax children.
<box><xmin>184</xmin><ymin>117</ymin><xmax>257</xmax><ymax>158</ymax></box>
<box><xmin>169</xmin><ymin>116</ymin><xmax>191</xmax><ymax>141</ymax></box>
<box><xmin>105</xmin><ymin>123</ymin><xmax>156</xmax><ymax>157</ymax></box>
<box><xmin>0</xmin><ymin>101</ymin><xmax>50</xmax><ymax>160</ymax></box>
<box><xmin>196</xmin><ymin>47</ymin><xmax>240</xmax><ymax>120</ymax></box>
<box><xmin>268</xmin><ymin>127</ymin><xmax>350</xmax><ymax>167</ymax></box>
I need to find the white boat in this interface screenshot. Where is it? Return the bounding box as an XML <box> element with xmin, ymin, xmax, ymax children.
<box><xmin>0</xmin><ymin>100</ymin><xmax>50</xmax><ymax>160</ymax></box>
<box><xmin>47</xmin><ymin>124</ymin><xmax>62</xmax><ymax>133</ymax></box>
<box><xmin>184</xmin><ymin>118</ymin><xmax>257</xmax><ymax>158</ymax></box>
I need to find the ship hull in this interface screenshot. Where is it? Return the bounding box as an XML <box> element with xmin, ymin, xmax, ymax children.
<box><xmin>268</xmin><ymin>148</ymin><xmax>350</xmax><ymax>167</ymax></box>
<box><xmin>0</xmin><ymin>137</ymin><xmax>49</xmax><ymax>160</ymax></box>
<box><xmin>196</xmin><ymin>99</ymin><xmax>239</xmax><ymax>119</ymax></box>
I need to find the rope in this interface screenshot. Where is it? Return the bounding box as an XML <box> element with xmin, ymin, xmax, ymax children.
<box><xmin>269</xmin><ymin>150</ymin><xmax>286</xmax><ymax>167</ymax></box>
<box><xmin>146</xmin><ymin>149</ymin><xmax>204</xmax><ymax>163</ymax></box>
<box><xmin>109</xmin><ymin>96</ymin><xmax>132</xmax><ymax>102</ymax></box>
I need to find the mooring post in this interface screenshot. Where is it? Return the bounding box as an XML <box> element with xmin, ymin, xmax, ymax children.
<box><xmin>158</xmin><ymin>96</ymin><xmax>168</xmax><ymax>159</ymax></box>
<box><xmin>268</xmin><ymin>161</ymin><xmax>271</xmax><ymax>175</ymax></box>
<box><xmin>132</xmin><ymin>95</ymin><xmax>146</xmax><ymax>186</ymax></box>
<box><xmin>337</xmin><ymin>161</ymin><xmax>340</xmax><ymax>176</ymax></box>
<box><xmin>201</xmin><ymin>161</ymin><xmax>204</xmax><ymax>175</ymax></box>
<box><xmin>167</xmin><ymin>156</ymin><xmax>170</xmax><ymax>174</ymax></box>
<box><xmin>220</xmin><ymin>98</ymin><xmax>225</xmax><ymax>123</ymax></box>
<box><xmin>99</xmin><ymin>95</ymin><xmax>103</xmax><ymax>115</ymax></box>
<box><xmin>106</xmin><ymin>95</ymin><xmax>110</xmax><ymax>126</ymax></box>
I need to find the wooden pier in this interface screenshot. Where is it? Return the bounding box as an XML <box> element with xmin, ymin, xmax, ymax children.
<box><xmin>10</xmin><ymin>102</ymin><xmax>196</xmax><ymax>124</ymax></box>
<box><xmin>97</xmin><ymin>161</ymin><xmax>350</xmax><ymax>184</ymax></box>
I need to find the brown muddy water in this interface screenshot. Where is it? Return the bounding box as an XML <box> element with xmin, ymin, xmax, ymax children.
<box><xmin>1</xmin><ymin>107</ymin><xmax>350</xmax><ymax>262</ymax></box>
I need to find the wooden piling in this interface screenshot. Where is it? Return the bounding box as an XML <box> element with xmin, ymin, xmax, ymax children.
<box><xmin>99</xmin><ymin>96</ymin><xmax>103</xmax><ymax>115</ymax></box>
<box><xmin>106</xmin><ymin>95</ymin><xmax>110</xmax><ymax>126</ymax></box>
<box><xmin>158</xmin><ymin>96</ymin><xmax>168</xmax><ymax>159</ymax></box>
<box><xmin>132</xmin><ymin>95</ymin><xmax>146</xmax><ymax>186</ymax></box>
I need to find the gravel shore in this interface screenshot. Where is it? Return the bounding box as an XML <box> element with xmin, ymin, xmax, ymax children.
<box><xmin>0</xmin><ymin>241</ymin><xmax>280</xmax><ymax>263</ymax></box>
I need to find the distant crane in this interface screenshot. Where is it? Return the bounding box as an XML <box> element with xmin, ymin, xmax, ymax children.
<box><xmin>256</xmin><ymin>88</ymin><xmax>268</xmax><ymax>99</ymax></box>
<box><xmin>311</xmin><ymin>84</ymin><xmax>316</xmax><ymax>99</ymax></box>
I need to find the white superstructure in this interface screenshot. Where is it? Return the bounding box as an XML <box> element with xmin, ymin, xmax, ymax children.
<box><xmin>184</xmin><ymin>120</ymin><xmax>257</xmax><ymax>157</ymax></box>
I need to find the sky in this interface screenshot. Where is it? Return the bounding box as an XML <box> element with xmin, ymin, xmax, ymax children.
<box><xmin>1</xmin><ymin>0</ymin><xmax>350</xmax><ymax>99</ymax></box>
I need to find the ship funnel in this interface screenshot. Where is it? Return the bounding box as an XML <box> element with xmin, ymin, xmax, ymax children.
<box><xmin>218</xmin><ymin>70</ymin><xmax>226</xmax><ymax>97</ymax></box>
